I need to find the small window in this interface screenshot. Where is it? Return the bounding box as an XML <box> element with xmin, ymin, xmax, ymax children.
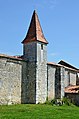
<box><xmin>41</xmin><ymin>44</ymin><xmax>43</xmax><ymax>50</ymax></box>
<box><xmin>68</xmin><ymin>72</ymin><xmax>70</xmax><ymax>85</ymax></box>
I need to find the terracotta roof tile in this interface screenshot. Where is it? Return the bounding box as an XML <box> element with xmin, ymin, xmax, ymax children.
<box><xmin>47</xmin><ymin>62</ymin><xmax>62</xmax><ymax>66</ymax></box>
<box><xmin>47</xmin><ymin>62</ymin><xmax>78</xmax><ymax>72</ymax></box>
<box><xmin>0</xmin><ymin>54</ymin><xmax>23</xmax><ymax>60</ymax></box>
<box><xmin>65</xmin><ymin>85</ymin><xmax>79</xmax><ymax>93</ymax></box>
<box><xmin>22</xmin><ymin>10</ymin><xmax>48</xmax><ymax>44</ymax></box>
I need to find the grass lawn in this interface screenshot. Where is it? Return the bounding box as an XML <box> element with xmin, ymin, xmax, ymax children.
<box><xmin>0</xmin><ymin>104</ymin><xmax>79</xmax><ymax>119</ymax></box>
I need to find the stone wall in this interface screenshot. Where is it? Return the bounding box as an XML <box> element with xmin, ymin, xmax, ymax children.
<box><xmin>77</xmin><ymin>77</ymin><xmax>79</xmax><ymax>85</ymax></box>
<box><xmin>23</xmin><ymin>42</ymin><xmax>37</xmax><ymax>103</ymax></box>
<box><xmin>55</xmin><ymin>67</ymin><xmax>61</xmax><ymax>99</ymax></box>
<box><xmin>47</xmin><ymin>64</ymin><xmax>62</xmax><ymax>100</ymax></box>
<box><xmin>61</xmin><ymin>67</ymin><xmax>65</xmax><ymax>98</ymax></box>
<box><xmin>64</xmin><ymin>69</ymin><xmax>70</xmax><ymax>87</ymax></box>
<box><xmin>47</xmin><ymin>64</ymin><xmax>78</xmax><ymax>100</ymax></box>
<box><xmin>0</xmin><ymin>55</ymin><xmax>37</xmax><ymax>104</ymax></box>
<box><xmin>23</xmin><ymin>42</ymin><xmax>37</xmax><ymax>61</ymax></box>
<box><xmin>23</xmin><ymin>41</ymin><xmax>47</xmax><ymax>104</ymax></box>
<box><xmin>22</xmin><ymin>62</ymin><xmax>36</xmax><ymax>104</ymax></box>
<box><xmin>47</xmin><ymin>65</ymin><xmax>56</xmax><ymax>100</ymax></box>
<box><xmin>36</xmin><ymin>42</ymin><xmax>47</xmax><ymax>103</ymax></box>
<box><xmin>64</xmin><ymin>69</ymin><xmax>77</xmax><ymax>87</ymax></box>
<box><xmin>0</xmin><ymin>40</ymin><xmax>78</xmax><ymax>105</ymax></box>
<box><xmin>70</xmin><ymin>72</ymin><xmax>76</xmax><ymax>85</ymax></box>
<box><xmin>65</xmin><ymin>93</ymin><xmax>79</xmax><ymax>106</ymax></box>
<box><xmin>0</xmin><ymin>57</ymin><xmax>22</xmax><ymax>105</ymax></box>
<box><xmin>20</xmin><ymin>61</ymin><xmax>28</xmax><ymax>104</ymax></box>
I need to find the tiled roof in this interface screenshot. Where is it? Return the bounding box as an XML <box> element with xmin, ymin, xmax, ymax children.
<box><xmin>47</xmin><ymin>62</ymin><xmax>62</xmax><ymax>66</ymax></box>
<box><xmin>65</xmin><ymin>85</ymin><xmax>79</xmax><ymax>93</ymax></box>
<box><xmin>0</xmin><ymin>54</ymin><xmax>23</xmax><ymax>61</ymax></box>
<box><xmin>58</xmin><ymin>60</ymin><xmax>78</xmax><ymax>70</ymax></box>
<box><xmin>22</xmin><ymin>10</ymin><xmax>48</xmax><ymax>44</ymax></box>
<box><xmin>47</xmin><ymin>62</ymin><xmax>79</xmax><ymax>72</ymax></box>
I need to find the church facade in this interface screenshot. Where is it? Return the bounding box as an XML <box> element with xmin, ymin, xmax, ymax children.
<box><xmin>0</xmin><ymin>10</ymin><xmax>79</xmax><ymax>105</ymax></box>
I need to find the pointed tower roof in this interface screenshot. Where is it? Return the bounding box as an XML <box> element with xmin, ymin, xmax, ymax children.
<box><xmin>22</xmin><ymin>10</ymin><xmax>48</xmax><ymax>44</ymax></box>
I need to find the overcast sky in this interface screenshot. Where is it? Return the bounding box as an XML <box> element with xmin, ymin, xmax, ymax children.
<box><xmin>0</xmin><ymin>0</ymin><xmax>79</xmax><ymax>68</ymax></box>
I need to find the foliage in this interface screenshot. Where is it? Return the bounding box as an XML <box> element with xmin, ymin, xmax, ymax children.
<box><xmin>44</xmin><ymin>98</ymin><xmax>56</xmax><ymax>105</ymax></box>
<box><xmin>0</xmin><ymin>104</ymin><xmax>79</xmax><ymax>119</ymax></box>
<box><xmin>44</xmin><ymin>100</ymin><xmax>52</xmax><ymax>105</ymax></box>
<box><xmin>51</xmin><ymin>98</ymin><xmax>57</xmax><ymax>105</ymax></box>
<box><xmin>44</xmin><ymin>97</ymin><xmax>74</xmax><ymax>106</ymax></box>
<box><xmin>62</xmin><ymin>97</ymin><xmax>71</xmax><ymax>106</ymax></box>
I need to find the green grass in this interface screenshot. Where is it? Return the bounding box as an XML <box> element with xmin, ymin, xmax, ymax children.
<box><xmin>0</xmin><ymin>104</ymin><xmax>79</xmax><ymax>119</ymax></box>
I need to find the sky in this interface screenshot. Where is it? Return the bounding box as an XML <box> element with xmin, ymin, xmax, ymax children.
<box><xmin>0</xmin><ymin>0</ymin><xmax>79</xmax><ymax>68</ymax></box>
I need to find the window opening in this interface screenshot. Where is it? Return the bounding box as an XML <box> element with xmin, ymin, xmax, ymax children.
<box><xmin>41</xmin><ymin>44</ymin><xmax>43</xmax><ymax>50</ymax></box>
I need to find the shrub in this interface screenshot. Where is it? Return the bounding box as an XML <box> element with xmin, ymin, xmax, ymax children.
<box><xmin>44</xmin><ymin>98</ymin><xmax>51</xmax><ymax>105</ymax></box>
<box><xmin>44</xmin><ymin>100</ymin><xmax>52</xmax><ymax>105</ymax></box>
<box><xmin>51</xmin><ymin>99</ymin><xmax>56</xmax><ymax>105</ymax></box>
<box><xmin>44</xmin><ymin>98</ymin><xmax>58</xmax><ymax>106</ymax></box>
<box><xmin>44</xmin><ymin>97</ymin><xmax>73</xmax><ymax>106</ymax></box>
<box><xmin>62</xmin><ymin>97</ymin><xmax>71</xmax><ymax>106</ymax></box>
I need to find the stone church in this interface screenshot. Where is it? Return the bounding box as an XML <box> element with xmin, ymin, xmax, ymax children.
<box><xmin>0</xmin><ymin>10</ymin><xmax>79</xmax><ymax>105</ymax></box>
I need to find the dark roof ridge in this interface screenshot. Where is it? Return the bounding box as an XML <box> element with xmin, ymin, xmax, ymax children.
<box><xmin>58</xmin><ymin>60</ymin><xmax>78</xmax><ymax>70</ymax></box>
<box><xmin>47</xmin><ymin>62</ymin><xmax>79</xmax><ymax>72</ymax></box>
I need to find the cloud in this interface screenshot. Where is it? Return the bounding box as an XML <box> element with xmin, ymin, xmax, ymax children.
<box><xmin>49</xmin><ymin>0</ymin><xmax>57</xmax><ymax>9</ymax></box>
<box><xmin>50</xmin><ymin>52</ymin><xmax>58</xmax><ymax>57</ymax></box>
<box><xmin>32</xmin><ymin>0</ymin><xmax>57</xmax><ymax>10</ymax></box>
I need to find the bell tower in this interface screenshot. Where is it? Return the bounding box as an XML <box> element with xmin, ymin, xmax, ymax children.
<box><xmin>22</xmin><ymin>10</ymin><xmax>48</xmax><ymax>103</ymax></box>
